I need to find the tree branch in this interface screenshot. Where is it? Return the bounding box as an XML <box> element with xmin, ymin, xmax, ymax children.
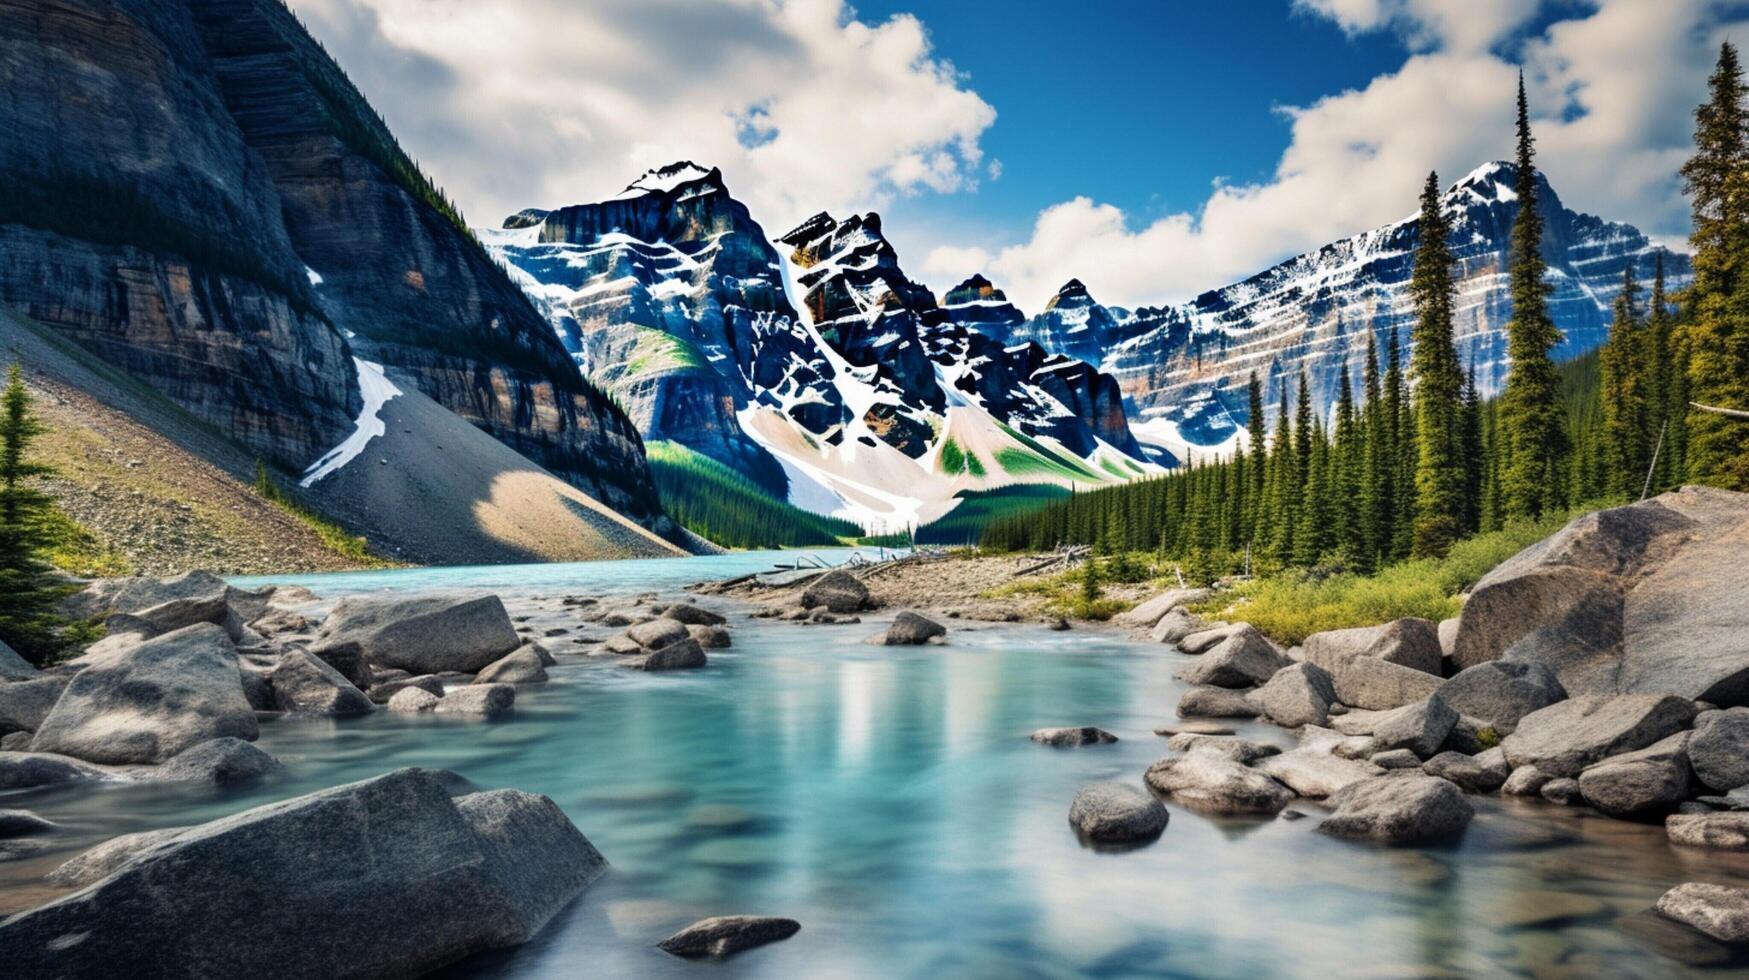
<box><xmin>1692</xmin><ymin>401</ymin><xmax>1749</xmax><ymax>420</ymax></box>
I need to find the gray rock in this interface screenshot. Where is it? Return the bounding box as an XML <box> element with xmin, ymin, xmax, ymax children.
<box><xmin>0</xmin><ymin>769</ymin><xmax>608</xmax><ymax>976</ymax></box>
<box><xmin>238</xmin><ymin>661</ymin><xmax>275</xmax><ymax>711</ymax></box>
<box><xmin>1164</xmin><ymin>733</ymin><xmax>1280</xmax><ymax>764</ymax></box>
<box><xmin>626</xmin><ymin>638</ymin><xmax>707</xmax><ymax>672</ymax></box>
<box><xmin>658</xmin><ymin>916</ymin><xmax>801</xmax><ymax>958</ymax></box>
<box><xmin>304</xmin><ymin>640</ymin><xmax>375</xmax><ymax>691</ymax></box>
<box><xmin>1502</xmin><ymin>765</ymin><xmax>1553</xmax><ymax>797</ymax></box>
<box><xmin>271</xmin><ymin>650</ymin><xmax>374</xmax><ymax>716</ymax></box>
<box><xmin>317</xmin><ymin>594</ymin><xmax>521</xmax><ymax>674</ymax></box>
<box><xmin>661</xmin><ymin>603</ymin><xmax>727</xmax><ymax>627</ymax></box>
<box><xmin>1422</xmin><ymin>749</ymin><xmax>1510</xmax><ymax>793</ymax></box>
<box><xmin>1696</xmin><ymin>786</ymin><xmax>1749</xmax><ymax>811</ymax></box>
<box><xmin>1117</xmin><ymin>588</ymin><xmax>1209</xmax><ymax>629</ymax></box>
<box><xmin>1303</xmin><ymin>618</ymin><xmax>1443</xmax><ymax>675</ymax></box>
<box><xmin>800</xmin><ymin>570</ymin><xmax>870</xmax><ymax>613</ymax></box>
<box><xmin>0</xmin><ymin>638</ymin><xmax>38</xmax><ymax>681</ymax></box>
<box><xmin>1318</xmin><ymin>775</ymin><xmax>1475</xmax><ymax>844</ymax></box>
<box><xmin>0</xmin><ymin>751</ymin><xmax>121</xmax><ymax>789</ymax></box>
<box><xmin>434</xmin><ymin>684</ymin><xmax>515</xmax><ymax>719</ymax></box>
<box><xmin>1257</xmin><ymin>729</ymin><xmax>1385</xmax><ymax>798</ymax></box>
<box><xmin>687</xmin><ymin>624</ymin><xmax>732</xmax><ymax>649</ymax></box>
<box><xmin>1150</xmin><ymin>608</ymin><xmax>1201</xmax><ymax>644</ymax></box>
<box><xmin>1500</xmin><ymin>694</ymin><xmax>1696</xmax><ymax>777</ymax></box>
<box><xmin>0</xmin><ymin>675</ymin><xmax>70</xmax><ymax>733</ymax></box>
<box><xmin>30</xmin><ymin>624</ymin><xmax>257</xmax><ymax>764</ymax></box>
<box><xmin>1030</xmin><ymin>727</ymin><xmax>1118</xmax><ymax>746</ymax></box>
<box><xmin>879</xmin><ymin>612</ymin><xmax>946</xmax><ymax>646</ymax></box>
<box><xmin>1329</xmin><ymin>708</ymin><xmax>1390</xmax><ymax>736</ymax></box>
<box><xmin>1319</xmin><ymin>655</ymin><xmax>1444</xmax><ymax>711</ymax></box>
<box><xmin>62</xmin><ymin>570</ymin><xmax>230</xmax><ymax>620</ymax></box>
<box><xmin>153</xmin><ymin>737</ymin><xmax>281</xmax><ymax>785</ymax></box>
<box><xmin>1439</xmin><ymin>715</ymin><xmax>1504</xmax><ymax>755</ymax></box>
<box><xmin>47</xmin><ymin>827</ymin><xmax>189</xmax><ymax>886</ymax></box>
<box><xmin>1657</xmin><ymin>883</ymin><xmax>1749</xmax><ymax>943</ymax></box>
<box><xmin>1249</xmin><ymin>661</ymin><xmax>1336</xmax><ymax>728</ymax></box>
<box><xmin>602</xmin><ymin>634</ymin><xmax>644</xmax><ymax>655</ymax></box>
<box><xmin>474</xmin><ymin>646</ymin><xmax>549</xmax><ymax>686</ymax></box>
<box><xmin>1145</xmin><ymin>750</ymin><xmax>1294</xmax><ymax>814</ymax></box>
<box><xmin>627</xmin><ymin>617</ymin><xmax>689</xmax><ymax>651</ymax></box>
<box><xmin>1370</xmin><ymin>697</ymin><xmax>1459</xmax><ymax>759</ymax></box>
<box><xmin>1577</xmin><ymin>732</ymin><xmax>1693</xmax><ymax>817</ymax></box>
<box><xmin>388</xmin><ymin>688</ymin><xmax>441</xmax><ymax>713</ymax></box>
<box><xmin>1435</xmin><ymin>661</ymin><xmax>1566</xmax><ymax>735</ymax></box>
<box><xmin>1177</xmin><ymin>686</ymin><xmax>1261</xmax><ymax>719</ymax></box>
<box><xmin>1437</xmin><ymin>617</ymin><xmax>1460</xmax><ymax>659</ymax></box>
<box><xmin>1541</xmin><ymin>777</ymin><xmax>1583</xmax><ymax>805</ymax></box>
<box><xmin>1690</xmin><ymin>707</ymin><xmax>1749</xmax><ymax>792</ymax></box>
<box><xmin>1370</xmin><ymin>748</ymin><xmax>1424</xmax><ymax>769</ymax></box>
<box><xmin>0</xmin><ymin>809</ymin><xmax>55</xmax><ymax>837</ymax></box>
<box><xmin>1668</xmin><ymin>812</ymin><xmax>1749</xmax><ymax>850</ymax></box>
<box><xmin>1153</xmin><ymin>721</ymin><xmax>1235</xmax><ymax>737</ymax></box>
<box><xmin>0</xmin><ymin>732</ymin><xmax>29</xmax><ymax>750</ymax></box>
<box><xmin>1179</xmin><ymin>626</ymin><xmax>1291</xmax><ymax>688</ymax></box>
<box><xmin>1067</xmin><ymin>782</ymin><xmax>1168</xmax><ymax>843</ymax></box>
<box><xmin>133</xmin><ymin>591</ymin><xmax>237</xmax><ymax>639</ymax></box>
<box><xmin>370</xmin><ymin>674</ymin><xmax>447</xmax><ymax>704</ymax></box>
<box><xmin>1177</xmin><ymin>622</ymin><xmax>1243</xmax><ymax>655</ymax></box>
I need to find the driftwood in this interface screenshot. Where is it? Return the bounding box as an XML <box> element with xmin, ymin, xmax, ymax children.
<box><xmin>1014</xmin><ymin>545</ymin><xmax>1091</xmax><ymax>578</ymax></box>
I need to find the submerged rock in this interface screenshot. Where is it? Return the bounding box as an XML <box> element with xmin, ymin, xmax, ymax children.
<box><xmin>1068</xmin><ymin>782</ymin><xmax>1168</xmax><ymax>843</ymax></box>
<box><xmin>1030</xmin><ymin>727</ymin><xmax>1118</xmax><ymax>747</ymax></box>
<box><xmin>0</xmin><ymin>769</ymin><xmax>608</xmax><ymax>976</ymax></box>
<box><xmin>1657</xmin><ymin>883</ymin><xmax>1749</xmax><ymax>944</ymax></box>
<box><xmin>659</xmin><ymin>915</ymin><xmax>801</xmax><ymax>958</ymax></box>
<box><xmin>1145</xmin><ymin>751</ymin><xmax>1294</xmax><ymax>814</ymax></box>
<box><xmin>0</xmin><ymin>809</ymin><xmax>55</xmax><ymax>838</ymax></box>
<box><xmin>1318</xmin><ymin>775</ymin><xmax>1475</xmax><ymax>844</ymax></box>
<box><xmin>152</xmin><ymin>737</ymin><xmax>281</xmax><ymax>785</ymax></box>
<box><xmin>0</xmin><ymin>751</ymin><xmax>121</xmax><ymax>790</ymax></box>
<box><xmin>627</xmin><ymin>617</ymin><xmax>689</xmax><ymax>651</ymax></box>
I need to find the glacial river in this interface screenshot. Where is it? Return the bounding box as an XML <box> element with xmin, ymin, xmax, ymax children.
<box><xmin>3</xmin><ymin>551</ymin><xmax>1746</xmax><ymax>977</ymax></box>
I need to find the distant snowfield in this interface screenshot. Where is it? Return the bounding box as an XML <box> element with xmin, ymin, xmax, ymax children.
<box><xmin>1130</xmin><ymin>416</ymin><xmax>1244</xmax><ymax>466</ymax></box>
<box><xmin>300</xmin><ymin>358</ymin><xmax>402</xmax><ymax>487</ymax></box>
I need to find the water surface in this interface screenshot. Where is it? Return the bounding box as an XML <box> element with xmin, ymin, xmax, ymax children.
<box><xmin>5</xmin><ymin>554</ymin><xmax>1746</xmax><ymax>977</ymax></box>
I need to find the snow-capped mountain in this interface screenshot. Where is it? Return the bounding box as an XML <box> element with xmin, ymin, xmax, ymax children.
<box><xmin>485</xmin><ymin>165</ymin><xmax>1151</xmax><ymax>530</ymax></box>
<box><xmin>1080</xmin><ymin>162</ymin><xmax>1690</xmax><ymax>459</ymax></box>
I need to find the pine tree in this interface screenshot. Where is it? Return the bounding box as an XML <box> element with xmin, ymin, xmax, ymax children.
<box><xmin>1294</xmin><ymin>420</ymin><xmax>1332</xmax><ymax>566</ymax></box>
<box><xmin>1599</xmin><ymin>263</ymin><xmax>1647</xmax><ymax>498</ymax></box>
<box><xmin>1645</xmin><ymin>253</ymin><xmax>1679</xmax><ymax>492</ymax></box>
<box><xmin>1498</xmin><ymin>72</ymin><xmax>1571</xmax><ymax>518</ymax></box>
<box><xmin>1270</xmin><ymin>389</ymin><xmax>1297</xmax><ymax>563</ymax></box>
<box><xmin>1383</xmin><ymin>329</ymin><xmax>1414</xmax><ymax>560</ymax></box>
<box><xmin>1681</xmin><ymin>42</ymin><xmax>1749</xmax><ymax>490</ymax></box>
<box><xmin>1459</xmin><ymin>359</ymin><xmax>1484</xmax><ymax>533</ymax></box>
<box><xmin>1408</xmin><ymin>170</ymin><xmax>1467</xmax><ymax>557</ymax></box>
<box><xmin>1360</xmin><ymin>334</ymin><xmax>1386</xmax><ymax>569</ymax></box>
<box><xmin>1333</xmin><ymin>363</ymin><xmax>1363</xmax><ymax>562</ymax></box>
<box><xmin>1246</xmin><ymin>372</ymin><xmax>1267</xmax><ymax>535</ymax></box>
<box><xmin>0</xmin><ymin>365</ymin><xmax>64</xmax><ymax>664</ymax></box>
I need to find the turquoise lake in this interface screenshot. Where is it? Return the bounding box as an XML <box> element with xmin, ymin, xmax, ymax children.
<box><xmin>4</xmin><ymin>551</ymin><xmax>1747</xmax><ymax>977</ymax></box>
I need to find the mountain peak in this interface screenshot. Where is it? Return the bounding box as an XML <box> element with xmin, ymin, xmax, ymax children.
<box><xmin>1046</xmin><ymin>278</ymin><xmax>1093</xmax><ymax>309</ymax></box>
<box><xmin>1446</xmin><ymin>160</ymin><xmax>1554</xmax><ymax>208</ymax></box>
<box><xmin>944</xmin><ymin>273</ymin><xmax>1009</xmax><ymax>306</ymax></box>
<box><xmin>615</xmin><ymin>161</ymin><xmax>720</xmax><ymax>200</ymax></box>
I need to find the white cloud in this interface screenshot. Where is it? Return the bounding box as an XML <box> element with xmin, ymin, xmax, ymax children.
<box><xmin>927</xmin><ymin>0</ymin><xmax>1745</xmax><ymax>313</ymax></box>
<box><xmin>287</xmin><ymin>0</ymin><xmax>995</xmax><ymax>235</ymax></box>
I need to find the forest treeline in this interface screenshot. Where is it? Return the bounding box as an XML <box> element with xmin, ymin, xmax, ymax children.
<box><xmin>983</xmin><ymin>54</ymin><xmax>1749</xmax><ymax>571</ymax></box>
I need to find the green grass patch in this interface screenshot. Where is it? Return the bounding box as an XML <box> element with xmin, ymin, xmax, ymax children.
<box><xmin>938</xmin><ymin>437</ymin><xmax>967</xmax><ymax>475</ymax></box>
<box><xmin>39</xmin><ymin>505</ymin><xmax>132</xmax><ymax>578</ymax></box>
<box><xmin>647</xmin><ymin>441</ymin><xmax>862</xmax><ymax>548</ymax></box>
<box><xmin>995</xmin><ymin>423</ymin><xmax>1101</xmax><ymax>482</ymax></box>
<box><xmin>1191</xmin><ymin>509</ymin><xmax>1584</xmax><ymax>645</ymax></box>
<box><xmin>624</xmin><ymin>328</ymin><xmax>709</xmax><ymax>378</ymax></box>
<box><xmin>254</xmin><ymin>463</ymin><xmax>394</xmax><ymax>567</ymax></box>
<box><xmin>917</xmin><ymin>484</ymin><xmax>1070</xmax><ymax>545</ymax></box>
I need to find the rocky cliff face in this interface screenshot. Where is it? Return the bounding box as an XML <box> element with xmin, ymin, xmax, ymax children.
<box><xmin>0</xmin><ymin>0</ymin><xmax>357</xmax><ymax>468</ymax></box>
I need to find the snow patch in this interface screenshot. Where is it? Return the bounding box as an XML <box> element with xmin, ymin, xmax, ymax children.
<box><xmin>299</xmin><ymin>358</ymin><xmax>402</xmax><ymax>488</ymax></box>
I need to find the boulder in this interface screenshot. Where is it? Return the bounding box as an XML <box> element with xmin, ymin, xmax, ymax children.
<box><xmin>659</xmin><ymin>916</ymin><xmax>801</xmax><ymax>959</ymax></box>
<box><xmin>1657</xmin><ymin>883</ymin><xmax>1749</xmax><ymax>944</ymax></box>
<box><xmin>1541</xmin><ymin>777</ymin><xmax>1583</xmax><ymax>805</ymax></box>
<box><xmin>0</xmin><ymin>675</ymin><xmax>70</xmax><ymax>733</ymax></box>
<box><xmin>1178</xmin><ymin>627</ymin><xmax>1291</xmax><ymax>688</ymax></box>
<box><xmin>877</xmin><ymin>612</ymin><xmax>946</xmax><ymax>646</ymax></box>
<box><xmin>388</xmin><ymin>688</ymin><xmax>441</xmax><ymax>713</ymax></box>
<box><xmin>1450</xmin><ymin>487</ymin><xmax>1749</xmax><ymax>703</ymax></box>
<box><xmin>1422</xmin><ymin>749</ymin><xmax>1510</xmax><ymax>793</ymax></box>
<box><xmin>1177</xmin><ymin>686</ymin><xmax>1261</xmax><ymax>719</ymax></box>
<box><xmin>304</xmin><ymin>641</ymin><xmax>375</xmax><ymax>691</ymax></box>
<box><xmin>1029</xmin><ymin>726</ymin><xmax>1118</xmax><ymax>747</ymax></box>
<box><xmin>800</xmin><ymin>570</ymin><xmax>870</xmax><ymax>613</ymax></box>
<box><xmin>1067</xmin><ymin>782</ymin><xmax>1168</xmax><ymax>843</ymax></box>
<box><xmin>1370</xmin><ymin>697</ymin><xmax>1458</xmax><ymax>759</ymax></box>
<box><xmin>152</xmin><ymin>737</ymin><xmax>281</xmax><ymax>785</ymax></box>
<box><xmin>1318</xmin><ymin>775</ymin><xmax>1475</xmax><ymax>844</ymax></box>
<box><xmin>0</xmin><ymin>732</ymin><xmax>28</xmax><ymax>750</ymax></box>
<box><xmin>1257</xmin><ymin>730</ymin><xmax>1385</xmax><ymax>798</ymax></box>
<box><xmin>1689</xmin><ymin>707</ymin><xmax>1749</xmax><ymax>792</ymax></box>
<box><xmin>1145</xmin><ymin>750</ymin><xmax>1294</xmax><ymax>814</ymax></box>
<box><xmin>47</xmin><ymin>827</ymin><xmax>189</xmax><ymax>886</ymax></box>
<box><xmin>434</xmin><ymin>684</ymin><xmax>515</xmax><ymax>719</ymax></box>
<box><xmin>687</xmin><ymin>625</ymin><xmax>732</xmax><ymax>649</ymax></box>
<box><xmin>1577</xmin><ymin>732</ymin><xmax>1694</xmax><ymax>817</ymax></box>
<box><xmin>0</xmin><ymin>809</ymin><xmax>55</xmax><ymax>837</ymax></box>
<box><xmin>602</xmin><ymin>634</ymin><xmax>644</xmax><ymax>655</ymax></box>
<box><xmin>317</xmin><ymin>595</ymin><xmax>521</xmax><ymax>674</ymax></box>
<box><xmin>238</xmin><ymin>661</ymin><xmax>275</xmax><ymax>711</ymax></box>
<box><xmin>661</xmin><ymin>603</ymin><xmax>727</xmax><ymax>627</ymax></box>
<box><xmin>1303</xmin><ymin>618</ymin><xmax>1443</xmax><ymax>675</ymax></box>
<box><xmin>1117</xmin><ymin>588</ymin><xmax>1209</xmax><ymax>629</ymax></box>
<box><xmin>61</xmin><ymin>571</ymin><xmax>231</xmax><ymax>620</ymax></box>
<box><xmin>474</xmin><ymin>646</ymin><xmax>549</xmax><ymax>686</ymax></box>
<box><xmin>1178</xmin><ymin>622</ymin><xmax>1243</xmax><ymax>655</ymax></box>
<box><xmin>1249</xmin><ymin>662</ymin><xmax>1336</xmax><ymax>728</ymax></box>
<box><xmin>1150</xmin><ymin>608</ymin><xmax>1201</xmax><ymax>645</ymax></box>
<box><xmin>133</xmin><ymin>591</ymin><xmax>237</xmax><ymax>639</ymax></box>
<box><xmin>370</xmin><ymin>674</ymin><xmax>447</xmax><ymax>704</ymax></box>
<box><xmin>1435</xmin><ymin>661</ymin><xmax>1566</xmax><ymax>735</ymax></box>
<box><xmin>0</xmin><ymin>638</ymin><xmax>37</xmax><ymax>681</ymax></box>
<box><xmin>627</xmin><ymin>617</ymin><xmax>689</xmax><ymax>651</ymax></box>
<box><xmin>1370</xmin><ymin>748</ymin><xmax>1423</xmax><ymax>769</ymax></box>
<box><xmin>626</xmin><ymin>639</ymin><xmax>708</xmax><ymax>672</ymax></box>
<box><xmin>1500</xmin><ymin>694</ymin><xmax>1696</xmax><ymax>777</ymax></box>
<box><xmin>1502</xmin><ymin>765</ymin><xmax>1553</xmax><ymax>797</ymax></box>
<box><xmin>1668</xmin><ymin>812</ymin><xmax>1749</xmax><ymax>850</ymax></box>
<box><xmin>30</xmin><ymin>624</ymin><xmax>257</xmax><ymax>764</ymax></box>
<box><xmin>1329</xmin><ymin>708</ymin><xmax>1390</xmax><ymax>736</ymax></box>
<box><xmin>0</xmin><ymin>751</ymin><xmax>121</xmax><ymax>789</ymax></box>
<box><xmin>0</xmin><ymin>769</ymin><xmax>608</xmax><ymax>976</ymax></box>
<box><xmin>1164</xmin><ymin>733</ymin><xmax>1280</xmax><ymax>764</ymax></box>
<box><xmin>1319</xmin><ymin>655</ymin><xmax>1443</xmax><ymax>711</ymax></box>
<box><xmin>271</xmin><ymin>650</ymin><xmax>374</xmax><ymax>717</ymax></box>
